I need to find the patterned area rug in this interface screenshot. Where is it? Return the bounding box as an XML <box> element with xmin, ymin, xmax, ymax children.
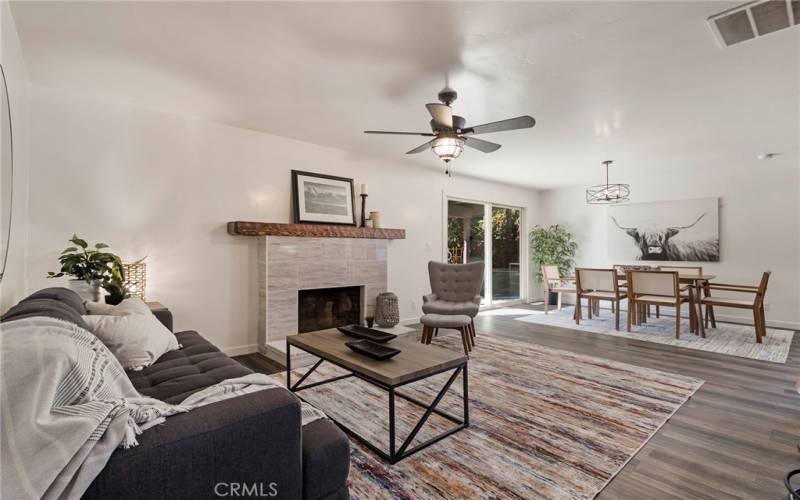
<box><xmin>515</xmin><ymin>307</ymin><xmax>794</xmax><ymax>363</ymax></box>
<box><xmin>276</xmin><ymin>334</ymin><xmax>703</xmax><ymax>499</ymax></box>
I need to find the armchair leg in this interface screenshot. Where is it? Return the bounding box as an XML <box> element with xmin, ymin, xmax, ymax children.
<box><xmin>459</xmin><ymin>327</ymin><xmax>471</xmax><ymax>356</ymax></box>
<box><xmin>544</xmin><ymin>292</ymin><xmax>550</xmax><ymax>314</ymax></box>
<box><xmin>759</xmin><ymin>306</ymin><xmax>767</xmax><ymax>337</ymax></box>
<box><xmin>614</xmin><ymin>301</ymin><xmax>621</xmax><ymax>331</ymax></box>
<box><xmin>575</xmin><ymin>296</ymin><xmax>582</xmax><ymax>324</ymax></box>
<box><xmin>656</xmin><ymin>305</ymin><xmax>660</xmax><ymax>318</ymax></box>
<box><xmin>675</xmin><ymin>303</ymin><xmax>681</xmax><ymax>339</ymax></box>
<box><xmin>557</xmin><ymin>292</ymin><xmax>562</xmax><ymax>311</ymax></box>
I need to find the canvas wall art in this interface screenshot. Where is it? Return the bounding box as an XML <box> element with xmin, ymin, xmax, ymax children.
<box><xmin>607</xmin><ymin>198</ymin><xmax>719</xmax><ymax>262</ymax></box>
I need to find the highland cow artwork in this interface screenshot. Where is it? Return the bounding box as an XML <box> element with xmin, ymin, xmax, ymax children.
<box><xmin>607</xmin><ymin>198</ymin><xmax>719</xmax><ymax>262</ymax></box>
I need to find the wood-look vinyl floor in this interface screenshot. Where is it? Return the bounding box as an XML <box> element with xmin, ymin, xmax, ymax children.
<box><xmin>236</xmin><ymin>303</ymin><xmax>800</xmax><ymax>499</ymax></box>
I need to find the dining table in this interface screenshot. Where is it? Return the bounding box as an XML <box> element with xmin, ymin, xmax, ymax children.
<box><xmin>564</xmin><ymin>271</ymin><xmax>717</xmax><ymax>337</ymax></box>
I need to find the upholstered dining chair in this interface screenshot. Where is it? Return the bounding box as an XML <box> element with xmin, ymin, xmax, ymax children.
<box><xmin>658</xmin><ymin>265</ymin><xmax>707</xmax><ymax>322</ymax></box>
<box><xmin>423</xmin><ymin>261</ymin><xmax>484</xmax><ymax>342</ymax></box>
<box><xmin>612</xmin><ymin>264</ymin><xmax>652</xmax><ymax>316</ymax></box>
<box><xmin>702</xmin><ymin>271</ymin><xmax>771</xmax><ymax>343</ymax></box>
<box><xmin>575</xmin><ymin>268</ymin><xmax>627</xmax><ymax>331</ymax></box>
<box><xmin>626</xmin><ymin>270</ymin><xmax>696</xmax><ymax>338</ymax></box>
<box><xmin>541</xmin><ymin>264</ymin><xmax>576</xmax><ymax>314</ymax></box>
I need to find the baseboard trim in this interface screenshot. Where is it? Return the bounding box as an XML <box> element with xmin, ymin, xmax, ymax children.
<box><xmin>222</xmin><ymin>343</ymin><xmax>259</xmax><ymax>356</ymax></box>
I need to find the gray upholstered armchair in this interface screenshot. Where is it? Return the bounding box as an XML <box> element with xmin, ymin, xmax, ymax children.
<box><xmin>422</xmin><ymin>261</ymin><xmax>484</xmax><ymax>320</ymax></box>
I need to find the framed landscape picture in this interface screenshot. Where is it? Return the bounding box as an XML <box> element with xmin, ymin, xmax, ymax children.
<box><xmin>607</xmin><ymin>197</ymin><xmax>720</xmax><ymax>262</ymax></box>
<box><xmin>292</xmin><ymin>170</ymin><xmax>356</xmax><ymax>225</ymax></box>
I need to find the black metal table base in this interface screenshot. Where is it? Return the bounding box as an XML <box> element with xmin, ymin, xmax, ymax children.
<box><xmin>286</xmin><ymin>343</ymin><xmax>469</xmax><ymax>464</ymax></box>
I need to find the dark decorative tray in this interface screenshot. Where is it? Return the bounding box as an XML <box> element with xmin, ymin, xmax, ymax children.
<box><xmin>345</xmin><ymin>340</ymin><xmax>401</xmax><ymax>360</ymax></box>
<box><xmin>337</xmin><ymin>324</ymin><xmax>397</xmax><ymax>343</ymax></box>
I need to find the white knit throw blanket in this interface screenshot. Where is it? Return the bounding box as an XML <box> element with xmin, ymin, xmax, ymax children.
<box><xmin>180</xmin><ymin>373</ymin><xmax>326</xmax><ymax>425</ymax></box>
<box><xmin>1</xmin><ymin>317</ymin><xmax>326</xmax><ymax>500</ymax></box>
<box><xmin>1</xmin><ymin>317</ymin><xmax>187</xmax><ymax>500</ymax></box>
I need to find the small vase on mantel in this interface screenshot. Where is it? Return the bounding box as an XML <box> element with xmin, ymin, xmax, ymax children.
<box><xmin>68</xmin><ymin>279</ymin><xmax>101</xmax><ymax>302</ymax></box>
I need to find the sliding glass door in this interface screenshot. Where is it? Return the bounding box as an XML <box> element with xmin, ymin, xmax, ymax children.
<box><xmin>491</xmin><ymin>206</ymin><xmax>521</xmax><ymax>302</ymax></box>
<box><xmin>447</xmin><ymin>199</ymin><xmax>523</xmax><ymax>305</ymax></box>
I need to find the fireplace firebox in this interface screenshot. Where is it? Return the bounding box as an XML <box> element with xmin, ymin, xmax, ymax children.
<box><xmin>298</xmin><ymin>286</ymin><xmax>362</xmax><ymax>333</ymax></box>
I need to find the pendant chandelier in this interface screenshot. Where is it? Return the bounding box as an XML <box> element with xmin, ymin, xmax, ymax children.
<box><xmin>585</xmin><ymin>160</ymin><xmax>630</xmax><ymax>204</ymax></box>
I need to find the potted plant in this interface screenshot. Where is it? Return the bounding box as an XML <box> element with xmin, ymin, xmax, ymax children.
<box><xmin>47</xmin><ymin>234</ymin><xmax>128</xmax><ymax>303</ymax></box>
<box><xmin>100</xmin><ymin>260</ymin><xmax>130</xmax><ymax>305</ymax></box>
<box><xmin>529</xmin><ymin>224</ymin><xmax>578</xmax><ymax>305</ymax></box>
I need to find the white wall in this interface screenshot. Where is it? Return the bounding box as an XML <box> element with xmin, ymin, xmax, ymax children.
<box><xmin>0</xmin><ymin>3</ymin><xmax>30</xmax><ymax>311</ymax></box>
<box><xmin>26</xmin><ymin>85</ymin><xmax>539</xmax><ymax>353</ymax></box>
<box><xmin>538</xmin><ymin>162</ymin><xmax>800</xmax><ymax>328</ymax></box>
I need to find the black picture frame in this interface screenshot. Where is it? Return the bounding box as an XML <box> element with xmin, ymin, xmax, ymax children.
<box><xmin>291</xmin><ymin>170</ymin><xmax>357</xmax><ymax>226</ymax></box>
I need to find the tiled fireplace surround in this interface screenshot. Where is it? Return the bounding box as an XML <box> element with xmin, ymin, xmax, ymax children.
<box><xmin>258</xmin><ymin>236</ymin><xmax>388</xmax><ymax>364</ymax></box>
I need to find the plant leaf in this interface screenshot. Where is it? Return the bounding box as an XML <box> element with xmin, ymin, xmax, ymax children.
<box><xmin>70</xmin><ymin>235</ymin><xmax>89</xmax><ymax>249</ymax></box>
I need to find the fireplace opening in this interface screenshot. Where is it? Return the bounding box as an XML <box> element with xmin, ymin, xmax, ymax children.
<box><xmin>298</xmin><ymin>286</ymin><xmax>362</xmax><ymax>333</ymax></box>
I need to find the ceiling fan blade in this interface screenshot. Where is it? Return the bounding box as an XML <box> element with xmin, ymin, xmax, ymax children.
<box><xmin>364</xmin><ymin>130</ymin><xmax>435</xmax><ymax>136</ymax></box>
<box><xmin>425</xmin><ymin>103</ymin><xmax>453</xmax><ymax>129</ymax></box>
<box><xmin>463</xmin><ymin>136</ymin><xmax>502</xmax><ymax>153</ymax></box>
<box><xmin>406</xmin><ymin>141</ymin><xmax>432</xmax><ymax>154</ymax></box>
<box><xmin>462</xmin><ymin>115</ymin><xmax>536</xmax><ymax>135</ymax></box>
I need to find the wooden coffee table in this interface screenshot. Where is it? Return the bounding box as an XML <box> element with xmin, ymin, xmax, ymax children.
<box><xmin>286</xmin><ymin>329</ymin><xmax>469</xmax><ymax>464</ymax></box>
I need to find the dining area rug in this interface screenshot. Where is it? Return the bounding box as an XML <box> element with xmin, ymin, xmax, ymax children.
<box><xmin>515</xmin><ymin>307</ymin><xmax>794</xmax><ymax>363</ymax></box>
<box><xmin>274</xmin><ymin>333</ymin><xmax>702</xmax><ymax>499</ymax></box>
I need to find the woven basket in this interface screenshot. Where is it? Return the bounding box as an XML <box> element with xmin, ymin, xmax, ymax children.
<box><xmin>375</xmin><ymin>292</ymin><xmax>399</xmax><ymax>328</ymax></box>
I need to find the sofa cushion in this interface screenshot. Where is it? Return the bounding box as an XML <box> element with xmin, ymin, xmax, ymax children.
<box><xmin>127</xmin><ymin>331</ymin><xmax>252</xmax><ymax>404</ymax></box>
<box><xmin>302</xmin><ymin>419</ymin><xmax>350</xmax><ymax>500</ymax></box>
<box><xmin>421</xmin><ymin>299</ymin><xmax>479</xmax><ymax>317</ymax></box>
<box><xmin>1</xmin><ymin>298</ymin><xmax>91</xmax><ymax>331</ymax></box>
<box><xmin>26</xmin><ymin>287</ymin><xmax>87</xmax><ymax>314</ymax></box>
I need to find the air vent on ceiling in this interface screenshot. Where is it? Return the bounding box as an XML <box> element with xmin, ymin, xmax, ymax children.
<box><xmin>708</xmin><ymin>0</ymin><xmax>799</xmax><ymax>47</ymax></box>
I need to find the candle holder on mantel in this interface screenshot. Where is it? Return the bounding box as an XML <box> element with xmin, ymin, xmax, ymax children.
<box><xmin>359</xmin><ymin>193</ymin><xmax>369</xmax><ymax>227</ymax></box>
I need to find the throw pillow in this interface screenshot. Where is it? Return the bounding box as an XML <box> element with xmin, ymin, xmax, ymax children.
<box><xmin>82</xmin><ymin>313</ymin><xmax>180</xmax><ymax>371</ymax></box>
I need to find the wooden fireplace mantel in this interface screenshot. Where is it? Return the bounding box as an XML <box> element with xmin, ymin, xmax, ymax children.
<box><xmin>227</xmin><ymin>221</ymin><xmax>406</xmax><ymax>240</ymax></box>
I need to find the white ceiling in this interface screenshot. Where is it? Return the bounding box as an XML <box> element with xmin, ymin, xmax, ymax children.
<box><xmin>9</xmin><ymin>1</ymin><xmax>800</xmax><ymax>189</ymax></box>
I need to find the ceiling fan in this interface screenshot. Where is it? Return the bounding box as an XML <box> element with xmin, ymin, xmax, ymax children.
<box><xmin>364</xmin><ymin>87</ymin><xmax>536</xmax><ymax>175</ymax></box>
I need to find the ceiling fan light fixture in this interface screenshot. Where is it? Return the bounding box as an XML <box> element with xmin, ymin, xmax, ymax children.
<box><xmin>585</xmin><ymin>160</ymin><xmax>630</xmax><ymax>204</ymax></box>
<box><xmin>431</xmin><ymin>135</ymin><xmax>464</xmax><ymax>163</ymax></box>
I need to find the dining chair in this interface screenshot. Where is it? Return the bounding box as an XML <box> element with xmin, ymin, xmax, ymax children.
<box><xmin>657</xmin><ymin>266</ymin><xmax>704</xmax><ymax>320</ymax></box>
<box><xmin>541</xmin><ymin>264</ymin><xmax>576</xmax><ymax>314</ymax></box>
<box><xmin>626</xmin><ymin>270</ymin><xmax>696</xmax><ymax>338</ymax></box>
<box><xmin>575</xmin><ymin>268</ymin><xmax>627</xmax><ymax>330</ymax></box>
<box><xmin>613</xmin><ymin>265</ymin><xmax>651</xmax><ymax>316</ymax></box>
<box><xmin>702</xmin><ymin>271</ymin><xmax>771</xmax><ymax>343</ymax></box>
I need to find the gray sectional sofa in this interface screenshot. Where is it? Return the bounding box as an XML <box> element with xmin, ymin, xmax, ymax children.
<box><xmin>1</xmin><ymin>288</ymin><xmax>350</xmax><ymax>500</ymax></box>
